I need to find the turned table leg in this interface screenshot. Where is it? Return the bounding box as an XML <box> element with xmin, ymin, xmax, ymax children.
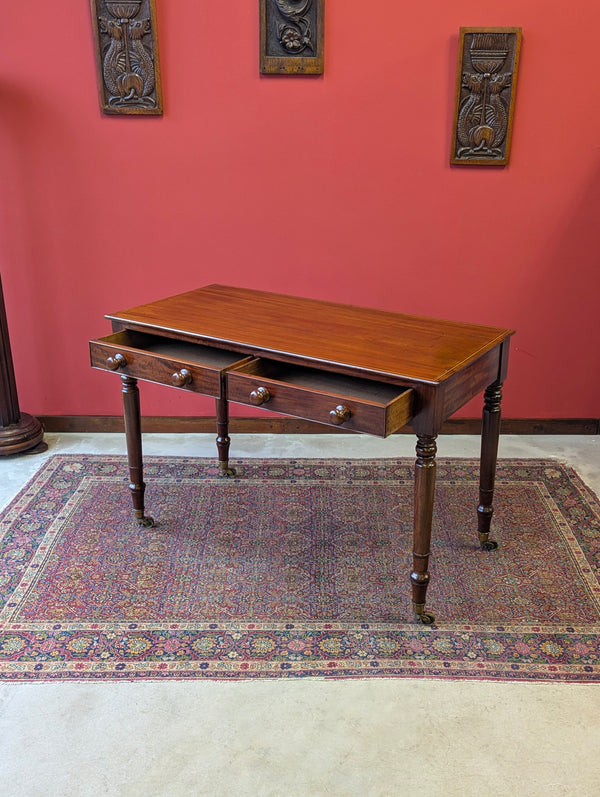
<box><xmin>121</xmin><ymin>376</ymin><xmax>154</xmax><ymax>527</ymax></box>
<box><xmin>411</xmin><ymin>434</ymin><xmax>437</xmax><ymax>624</ymax></box>
<box><xmin>215</xmin><ymin>396</ymin><xmax>236</xmax><ymax>477</ymax></box>
<box><xmin>478</xmin><ymin>380</ymin><xmax>503</xmax><ymax>550</ymax></box>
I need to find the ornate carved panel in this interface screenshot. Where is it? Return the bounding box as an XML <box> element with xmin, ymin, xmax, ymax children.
<box><xmin>90</xmin><ymin>0</ymin><xmax>163</xmax><ymax>115</ymax></box>
<box><xmin>260</xmin><ymin>0</ymin><xmax>324</xmax><ymax>75</ymax></box>
<box><xmin>450</xmin><ymin>28</ymin><xmax>521</xmax><ymax>166</ymax></box>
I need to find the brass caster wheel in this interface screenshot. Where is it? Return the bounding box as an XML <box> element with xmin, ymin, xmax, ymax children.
<box><xmin>413</xmin><ymin>604</ymin><xmax>435</xmax><ymax>625</ymax></box>
<box><xmin>220</xmin><ymin>466</ymin><xmax>237</xmax><ymax>478</ymax></box>
<box><xmin>138</xmin><ymin>516</ymin><xmax>155</xmax><ymax>528</ymax></box>
<box><xmin>481</xmin><ymin>539</ymin><xmax>499</xmax><ymax>551</ymax></box>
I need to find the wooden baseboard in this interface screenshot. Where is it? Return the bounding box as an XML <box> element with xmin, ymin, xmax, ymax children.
<box><xmin>37</xmin><ymin>416</ymin><xmax>600</xmax><ymax>435</ymax></box>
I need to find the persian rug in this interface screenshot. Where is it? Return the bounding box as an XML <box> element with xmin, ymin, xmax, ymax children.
<box><xmin>1</xmin><ymin>455</ymin><xmax>599</xmax><ymax>682</ymax></box>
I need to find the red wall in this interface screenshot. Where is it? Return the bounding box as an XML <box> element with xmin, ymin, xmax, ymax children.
<box><xmin>1</xmin><ymin>2</ymin><xmax>599</xmax><ymax>420</ymax></box>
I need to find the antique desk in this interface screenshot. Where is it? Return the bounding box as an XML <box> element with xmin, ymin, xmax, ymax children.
<box><xmin>90</xmin><ymin>284</ymin><xmax>514</xmax><ymax>623</ymax></box>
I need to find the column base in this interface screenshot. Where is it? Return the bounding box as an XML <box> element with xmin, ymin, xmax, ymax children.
<box><xmin>0</xmin><ymin>413</ymin><xmax>46</xmax><ymax>456</ymax></box>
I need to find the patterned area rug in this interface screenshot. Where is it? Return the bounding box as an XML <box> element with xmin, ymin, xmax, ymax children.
<box><xmin>1</xmin><ymin>455</ymin><xmax>599</xmax><ymax>682</ymax></box>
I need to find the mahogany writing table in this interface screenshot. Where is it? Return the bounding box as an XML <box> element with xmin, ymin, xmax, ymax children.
<box><xmin>90</xmin><ymin>284</ymin><xmax>514</xmax><ymax>623</ymax></box>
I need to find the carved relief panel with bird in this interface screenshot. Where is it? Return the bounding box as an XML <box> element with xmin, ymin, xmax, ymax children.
<box><xmin>451</xmin><ymin>28</ymin><xmax>521</xmax><ymax>165</ymax></box>
<box><xmin>90</xmin><ymin>0</ymin><xmax>163</xmax><ymax>115</ymax></box>
<box><xmin>260</xmin><ymin>0</ymin><xmax>324</xmax><ymax>74</ymax></box>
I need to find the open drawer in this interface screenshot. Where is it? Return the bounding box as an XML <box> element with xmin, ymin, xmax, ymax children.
<box><xmin>90</xmin><ymin>330</ymin><xmax>251</xmax><ymax>398</ymax></box>
<box><xmin>227</xmin><ymin>358</ymin><xmax>414</xmax><ymax>437</ymax></box>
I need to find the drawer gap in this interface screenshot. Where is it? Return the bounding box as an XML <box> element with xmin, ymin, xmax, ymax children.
<box><xmin>234</xmin><ymin>358</ymin><xmax>409</xmax><ymax>405</ymax></box>
<box><xmin>100</xmin><ymin>330</ymin><xmax>245</xmax><ymax>368</ymax></box>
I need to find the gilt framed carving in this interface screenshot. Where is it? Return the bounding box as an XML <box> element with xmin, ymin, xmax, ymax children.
<box><xmin>90</xmin><ymin>0</ymin><xmax>163</xmax><ymax>115</ymax></box>
<box><xmin>450</xmin><ymin>28</ymin><xmax>521</xmax><ymax>165</ymax></box>
<box><xmin>260</xmin><ymin>0</ymin><xmax>324</xmax><ymax>75</ymax></box>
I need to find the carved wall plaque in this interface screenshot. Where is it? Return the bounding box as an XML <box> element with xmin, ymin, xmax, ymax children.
<box><xmin>260</xmin><ymin>0</ymin><xmax>324</xmax><ymax>75</ymax></box>
<box><xmin>90</xmin><ymin>0</ymin><xmax>163</xmax><ymax>115</ymax></box>
<box><xmin>450</xmin><ymin>28</ymin><xmax>521</xmax><ymax>165</ymax></box>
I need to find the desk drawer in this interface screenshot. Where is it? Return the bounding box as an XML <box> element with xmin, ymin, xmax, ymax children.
<box><xmin>227</xmin><ymin>359</ymin><xmax>413</xmax><ymax>437</ymax></box>
<box><xmin>90</xmin><ymin>331</ymin><xmax>250</xmax><ymax>398</ymax></box>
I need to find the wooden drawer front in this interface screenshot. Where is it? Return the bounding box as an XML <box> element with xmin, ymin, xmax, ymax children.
<box><xmin>227</xmin><ymin>359</ymin><xmax>413</xmax><ymax>437</ymax></box>
<box><xmin>90</xmin><ymin>331</ymin><xmax>249</xmax><ymax>398</ymax></box>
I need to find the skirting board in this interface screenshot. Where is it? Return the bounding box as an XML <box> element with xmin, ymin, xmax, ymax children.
<box><xmin>37</xmin><ymin>416</ymin><xmax>600</xmax><ymax>435</ymax></box>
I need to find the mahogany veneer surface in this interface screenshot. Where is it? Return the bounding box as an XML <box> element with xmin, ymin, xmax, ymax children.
<box><xmin>107</xmin><ymin>285</ymin><xmax>514</xmax><ymax>386</ymax></box>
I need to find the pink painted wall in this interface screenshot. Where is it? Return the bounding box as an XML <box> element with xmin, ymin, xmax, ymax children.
<box><xmin>1</xmin><ymin>2</ymin><xmax>599</xmax><ymax>420</ymax></box>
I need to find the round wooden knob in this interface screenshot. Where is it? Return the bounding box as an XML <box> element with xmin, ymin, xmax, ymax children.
<box><xmin>172</xmin><ymin>369</ymin><xmax>192</xmax><ymax>387</ymax></box>
<box><xmin>106</xmin><ymin>353</ymin><xmax>127</xmax><ymax>371</ymax></box>
<box><xmin>249</xmin><ymin>386</ymin><xmax>271</xmax><ymax>405</ymax></box>
<box><xmin>329</xmin><ymin>405</ymin><xmax>351</xmax><ymax>425</ymax></box>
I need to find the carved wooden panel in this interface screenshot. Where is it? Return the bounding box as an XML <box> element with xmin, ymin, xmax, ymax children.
<box><xmin>450</xmin><ymin>28</ymin><xmax>521</xmax><ymax>166</ymax></box>
<box><xmin>260</xmin><ymin>0</ymin><xmax>324</xmax><ymax>75</ymax></box>
<box><xmin>90</xmin><ymin>0</ymin><xmax>163</xmax><ymax>115</ymax></box>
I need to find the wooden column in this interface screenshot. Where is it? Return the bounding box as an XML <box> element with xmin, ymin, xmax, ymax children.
<box><xmin>0</xmin><ymin>275</ymin><xmax>45</xmax><ymax>454</ymax></box>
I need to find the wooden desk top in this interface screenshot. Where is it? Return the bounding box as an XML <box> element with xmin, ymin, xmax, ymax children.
<box><xmin>107</xmin><ymin>285</ymin><xmax>514</xmax><ymax>386</ymax></box>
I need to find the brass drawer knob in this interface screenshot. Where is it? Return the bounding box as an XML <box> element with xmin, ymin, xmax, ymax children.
<box><xmin>249</xmin><ymin>386</ymin><xmax>271</xmax><ymax>405</ymax></box>
<box><xmin>172</xmin><ymin>369</ymin><xmax>192</xmax><ymax>386</ymax></box>
<box><xmin>106</xmin><ymin>353</ymin><xmax>127</xmax><ymax>371</ymax></box>
<box><xmin>329</xmin><ymin>405</ymin><xmax>351</xmax><ymax>425</ymax></box>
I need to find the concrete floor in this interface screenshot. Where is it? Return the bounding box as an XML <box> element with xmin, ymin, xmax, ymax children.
<box><xmin>1</xmin><ymin>433</ymin><xmax>600</xmax><ymax>797</ymax></box>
